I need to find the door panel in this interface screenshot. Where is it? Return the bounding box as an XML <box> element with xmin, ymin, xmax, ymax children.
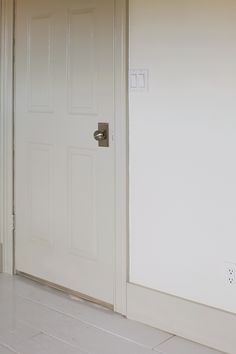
<box><xmin>28</xmin><ymin>143</ymin><xmax>53</xmax><ymax>245</ymax></box>
<box><xmin>68</xmin><ymin>9</ymin><xmax>97</xmax><ymax>114</ymax></box>
<box><xmin>68</xmin><ymin>148</ymin><xmax>97</xmax><ymax>260</ymax></box>
<box><xmin>28</xmin><ymin>14</ymin><xmax>53</xmax><ymax>112</ymax></box>
<box><xmin>15</xmin><ymin>0</ymin><xmax>115</xmax><ymax>305</ymax></box>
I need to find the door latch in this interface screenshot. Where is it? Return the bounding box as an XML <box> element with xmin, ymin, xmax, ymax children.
<box><xmin>93</xmin><ymin>123</ymin><xmax>109</xmax><ymax>147</ymax></box>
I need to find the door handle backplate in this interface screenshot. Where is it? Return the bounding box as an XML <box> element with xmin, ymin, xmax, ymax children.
<box><xmin>93</xmin><ymin>123</ymin><xmax>109</xmax><ymax>147</ymax></box>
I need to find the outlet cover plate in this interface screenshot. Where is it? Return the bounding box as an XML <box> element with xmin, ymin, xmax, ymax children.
<box><xmin>225</xmin><ymin>262</ymin><xmax>236</xmax><ymax>285</ymax></box>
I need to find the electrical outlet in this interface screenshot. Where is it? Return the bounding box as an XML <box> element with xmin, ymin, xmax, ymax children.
<box><xmin>226</xmin><ymin>263</ymin><xmax>236</xmax><ymax>285</ymax></box>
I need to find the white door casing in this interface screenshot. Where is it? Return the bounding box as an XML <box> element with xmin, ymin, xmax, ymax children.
<box><xmin>0</xmin><ymin>0</ymin><xmax>14</xmax><ymax>275</ymax></box>
<box><xmin>13</xmin><ymin>0</ymin><xmax>128</xmax><ymax>309</ymax></box>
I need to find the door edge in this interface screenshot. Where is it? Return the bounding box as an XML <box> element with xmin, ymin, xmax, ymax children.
<box><xmin>0</xmin><ymin>0</ymin><xmax>14</xmax><ymax>275</ymax></box>
<box><xmin>114</xmin><ymin>0</ymin><xmax>129</xmax><ymax>316</ymax></box>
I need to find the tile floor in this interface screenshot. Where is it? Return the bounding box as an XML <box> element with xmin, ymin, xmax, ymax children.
<box><xmin>0</xmin><ymin>274</ymin><xmax>225</xmax><ymax>354</ymax></box>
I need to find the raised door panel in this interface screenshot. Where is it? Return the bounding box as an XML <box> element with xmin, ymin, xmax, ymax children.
<box><xmin>67</xmin><ymin>8</ymin><xmax>97</xmax><ymax>115</ymax></box>
<box><xmin>27</xmin><ymin>14</ymin><xmax>54</xmax><ymax>113</ymax></box>
<box><xmin>28</xmin><ymin>144</ymin><xmax>54</xmax><ymax>245</ymax></box>
<box><xmin>68</xmin><ymin>148</ymin><xmax>98</xmax><ymax>260</ymax></box>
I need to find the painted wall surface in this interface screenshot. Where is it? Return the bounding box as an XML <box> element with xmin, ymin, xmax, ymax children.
<box><xmin>129</xmin><ymin>0</ymin><xmax>236</xmax><ymax>313</ymax></box>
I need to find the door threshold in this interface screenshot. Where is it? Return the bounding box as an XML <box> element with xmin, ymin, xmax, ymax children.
<box><xmin>16</xmin><ymin>271</ymin><xmax>113</xmax><ymax>310</ymax></box>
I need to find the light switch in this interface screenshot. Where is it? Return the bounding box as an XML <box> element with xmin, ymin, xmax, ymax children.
<box><xmin>130</xmin><ymin>73</ymin><xmax>137</xmax><ymax>89</ymax></box>
<box><xmin>129</xmin><ymin>69</ymin><xmax>149</xmax><ymax>92</ymax></box>
<box><xmin>137</xmin><ymin>73</ymin><xmax>145</xmax><ymax>89</ymax></box>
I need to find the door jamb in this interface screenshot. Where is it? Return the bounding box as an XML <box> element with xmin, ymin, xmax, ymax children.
<box><xmin>0</xmin><ymin>0</ymin><xmax>14</xmax><ymax>275</ymax></box>
<box><xmin>0</xmin><ymin>0</ymin><xmax>128</xmax><ymax>315</ymax></box>
<box><xmin>114</xmin><ymin>0</ymin><xmax>128</xmax><ymax>315</ymax></box>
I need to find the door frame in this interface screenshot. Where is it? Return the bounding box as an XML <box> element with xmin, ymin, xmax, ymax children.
<box><xmin>0</xmin><ymin>0</ymin><xmax>128</xmax><ymax>315</ymax></box>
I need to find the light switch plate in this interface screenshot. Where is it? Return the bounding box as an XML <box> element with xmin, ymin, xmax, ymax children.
<box><xmin>129</xmin><ymin>69</ymin><xmax>149</xmax><ymax>92</ymax></box>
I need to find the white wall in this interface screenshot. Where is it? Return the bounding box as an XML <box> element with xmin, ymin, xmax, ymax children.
<box><xmin>129</xmin><ymin>0</ymin><xmax>236</xmax><ymax>314</ymax></box>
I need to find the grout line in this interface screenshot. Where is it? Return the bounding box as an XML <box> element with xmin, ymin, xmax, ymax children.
<box><xmin>17</xmin><ymin>292</ymin><xmax>168</xmax><ymax>350</ymax></box>
<box><xmin>15</xmin><ymin>319</ymin><xmax>90</xmax><ymax>354</ymax></box>
<box><xmin>0</xmin><ymin>340</ymin><xmax>19</xmax><ymax>354</ymax></box>
<box><xmin>12</xmin><ymin>276</ymin><xmax>174</xmax><ymax>350</ymax></box>
<box><xmin>1</xmin><ymin>276</ymin><xmax>226</xmax><ymax>354</ymax></box>
<box><xmin>152</xmin><ymin>335</ymin><xmax>175</xmax><ymax>350</ymax></box>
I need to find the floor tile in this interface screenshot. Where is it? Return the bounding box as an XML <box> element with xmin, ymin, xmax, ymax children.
<box><xmin>155</xmin><ymin>336</ymin><xmax>226</xmax><ymax>354</ymax></box>
<box><xmin>0</xmin><ymin>343</ymin><xmax>17</xmax><ymax>354</ymax></box>
<box><xmin>15</xmin><ymin>299</ymin><xmax>155</xmax><ymax>354</ymax></box>
<box><xmin>9</xmin><ymin>275</ymin><xmax>172</xmax><ymax>348</ymax></box>
<box><xmin>15</xmin><ymin>333</ymin><xmax>87</xmax><ymax>354</ymax></box>
<box><xmin>53</xmin><ymin>323</ymin><xmax>159</xmax><ymax>354</ymax></box>
<box><xmin>0</xmin><ymin>275</ymin><xmax>226</xmax><ymax>354</ymax></box>
<box><xmin>13</xmin><ymin>296</ymin><xmax>89</xmax><ymax>340</ymax></box>
<box><xmin>2</xmin><ymin>294</ymin><xmax>153</xmax><ymax>354</ymax></box>
<box><xmin>0</xmin><ymin>320</ymin><xmax>40</xmax><ymax>347</ymax></box>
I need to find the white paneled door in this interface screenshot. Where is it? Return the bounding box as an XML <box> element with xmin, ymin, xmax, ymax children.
<box><xmin>15</xmin><ymin>0</ymin><xmax>115</xmax><ymax>305</ymax></box>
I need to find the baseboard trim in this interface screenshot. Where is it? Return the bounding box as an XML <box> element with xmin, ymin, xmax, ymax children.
<box><xmin>127</xmin><ymin>282</ymin><xmax>235</xmax><ymax>354</ymax></box>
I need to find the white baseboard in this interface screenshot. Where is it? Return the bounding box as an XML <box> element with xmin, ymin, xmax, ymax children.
<box><xmin>127</xmin><ymin>282</ymin><xmax>236</xmax><ymax>354</ymax></box>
